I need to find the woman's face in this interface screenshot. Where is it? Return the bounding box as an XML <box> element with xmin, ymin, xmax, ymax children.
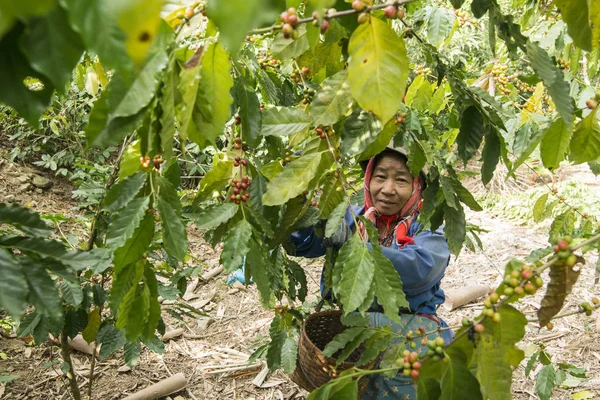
<box><xmin>369</xmin><ymin>155</ymin><xmax>414</xmax><ymax>216</ymax></box>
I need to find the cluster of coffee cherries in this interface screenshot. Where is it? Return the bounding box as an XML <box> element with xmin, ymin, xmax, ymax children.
<box><xmin>400</xmin><ymin>349</ymin><xmax>423</xmax><ymax>381</ymax></box>
<box><xmin>491</xmin><ymin>64</ymin><xmax>518</xmax><ymax>96</ymax></box>
<box><xmin>232</xmin><ymin>137</ymin><xmax>248</xmax><ymax>152</ymax></box>
<box><xmin>314</xmin><ymin>125</ymin><xmax>332</xmax><ymax>140</ymax></box>
<box><xmin>229</xmin><ymin>176</ymin><xmax>252</xmax><ymax>204</ymax></box>
<box><xmin>233</xmin><ymin>156</ymin><xmax>248</xmax><ymax>168</ymax></box>
<box><xmin>556</xmin><ymin>57</ymin><xmax>571</xmax><ymax>70</ymax></box>
<box><xmin>290</xmin><ymin>65</ymin><xmax>310</xmax><ymax>83</ymax></box>
<box><xmin>415</xmin><ymin>65</ymin><xmax>432</xmax><ymax>77</ymax></box>
<box><xmin>552</xmin><ymin>236</ymin><xmax>578</xmax><ymax>268</ymax></box>
<box><xmin>452</xmin><ymin>8</ymin><xmax>470</xmax><ymax>26</ymax></box>
<box><xmin>257</xmin><ymin>52</ymin><xmax>280</xmax><ymax>70</ymax></box>
<box><xmin>140</xmin><ymin>154</ymin><xmax>164</xmax><ymax>170</ymax></box>
<box><xmin>395</xmin><ymin>112</ymin><xmax>407</xmax><ymax>125</ymax></box>
<box><xmin>502</xmin><ymin>263</ymin><xmax>543</xmax><ymax>297</ymax></box>
<box><xmin>383</xmin><ymin>3</ymin><xmax>406</xmax><ymax>20</ymax></box>
<box><xmin>280</xmin><ymin>7</ymin><xmax>300</xmax><ymax>39</ymax></box>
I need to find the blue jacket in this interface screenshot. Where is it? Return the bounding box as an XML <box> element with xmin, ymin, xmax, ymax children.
<box><xmin>290</xmin><ymin>206</ymin><xmax>450</xmax><ymax>315</ymax></box>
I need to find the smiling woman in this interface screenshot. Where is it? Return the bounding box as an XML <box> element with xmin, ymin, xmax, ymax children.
<box><xmin>289</xmin><ymin>145</ymin><xmax>452</xmax><ymax>399</ymax></box>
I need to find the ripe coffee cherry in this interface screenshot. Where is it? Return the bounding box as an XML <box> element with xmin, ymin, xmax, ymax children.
<box><xmin>474</xmin><ymin>324</ymin><xmax>485</xmax><ymax>333</ymax></box>
<box><xmin>301</xmin><ymin>66</ymin><xmax>310</xmax><ymax>75</ymax></box>
<box><xmin>240</xmin><ymin>183</ymin><xmax>248</xmax><ymax>190</ymax></box>
<box><xmin>521</xmin><ymin>269</ymin><xmax>533</xmax><ymax>280</ymax></box>
<box><xmin>229</xmin><ymin>195</ymin><xmax>236</xmax><ymax>201</ymax></box>
<box><xmin>282</xmin><ymin>23</ymin><xmax>294</xmax><ymax>39</ymax></box>
<box><xmin>395</xmin><ymin>117</ymin><xmax>405</xmax><ymax>124</ymax></box>
<box><xmin>234</xmin><ymin>114</ymin><xmax>241</xmax><ymax>125</ymax></box>
<box><xmin>320</xmin><ymin>20</ymin><xmax>330</xmax><ymax>34</ymax></box>
<box><xmin>234</xmin><ymin>143</ymin><xmax>241</xmax><ymax>150</ymax></box>
<box><xmin>235</xmin><ymin>156</ymin><xmax>241</xmax><ymax>162</ymax></box>
<box><xmin>384</xmin><ymin>5</ymin><xmax>397</xmax><ymax>19</ymax></box>
<box><xmin>586</xmin><ymin>99</ymin><xmax>598</xmax><ymax>109</ymax></box>
<box><xmin>411</xmin><ymin>369</ymin><xmax>419</xmax><ymax>380</ymax></box>
<box><xmin>280</xmin><ymin>11</ymin><xmax>289</xmax><ymax>23</ymax></box>
<box><xmin>421</xmin><ymin>338</ymin><xmax>428</xmax><ymax>346</ymax></box>
<box><xmin>287</xmin><ymin>14</ymin><xmax>299</xmax><ymax>26</ymax></box>
<box><xmin>233</xmin><ymin>188</ymin><xmax>240</xmax><ymax>195</ymax></box>
<box><xmin>352</xmin><ymin>0</ymin><xmax>365</xmax><ymax>11</ymax></box>
<box><xmin>557</xmin><ymin>240</ymin><xmax>570</xmax><ymax>251</ymax></box>
<box><xmin>241</xmin><ymin>159</ymin><xmax>248</xmax><ymax>166</ymax></box>
<box><xmin>233</xmin><ymin>161</ymin><xmax>240</xmax><ymax>167</ymax></box>
<box><xmin>357</xmin><ymin>12</ymin><xmax>369</xmax><ymax>24</ymax></box>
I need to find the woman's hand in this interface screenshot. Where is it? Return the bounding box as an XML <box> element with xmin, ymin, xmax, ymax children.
<box><xmin>323</xmin><ymin>220</ymin><xmax>352</xmax><ymax>248</ymax></box>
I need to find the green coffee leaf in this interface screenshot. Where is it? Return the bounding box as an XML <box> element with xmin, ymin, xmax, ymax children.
<box><xmin>444</xmin><ymin>200</ymin><xmax>466</xmax><ymax>255</ymax></box>
<box><xmin>196</xmin><ymin>157</ymin><xmax>233</xmax><ymax>202</ymax></box>
<box><xmin>234</xmin><ymin>79</ymin><xmax>262</xmax><ymax>147</ymax></box>
<box><xmin>428</xmin><ymin>6</ymin><xmax>456</xmax><ymax>48</ymax></box>
<box><xmin>341</xmin><ymin>109</ymin><xmax>384</xmax><ymax>158</ymax></box>
<box><xmin>59</xmin><ymin>280</ymin><xmax>83</xmax><ymax>307</ymax></box>
<box><xmin>525</xmin><ymin>352</ymin><xmax>539</xmax><ymax>377</ymax></box>
<box><xmin>309</xmin><ymin>70</ymin><xmax>353</xmax><ymax>127</ymax></box>
<box><xmin>124</xmin><ymin>340</ymin><xmax>142</xmax><ymax>367</ymax></box>
<box><xmin>262</xmin><ymin>152</ymin><xmax>322</xmax><ymax>206</ymax></box>
<box><xmin>260</xmin><ymin>106</ymin><xmax>311</xmax><ymax>137</ymax></box>
<box><xmin>0</xmin><ymin>249</ymin><xmax>27</xmax><ymax>319</ymax></box>
<box><xmin>347</xmin><ymin>17</ymin><xmax>409</xmax><ymax>123</ymax></box>
<box><xmin>220</xmin><ymin>220</ymin><xmax>253</xmax><ymax>273</ymax></box>
<box><xmin>0</xmin><ymin>203</ymin><xmax>52</xmax><ymax>238</ymax></box>
<box><xmin>471</xmin><ymin>0</ymin><xmax>490</xmax><ymax>18</ymax></box>
<box><xmin>64</xmin><ymin>308</ymin><xmax>88</xmax><ymax>339</ymax></box>
<box><xmin>246</xmin><ymin>236</ymin><xmax>273</xmax><ymax>307</ymax></box>
<box><xmin>358</xmin><ymin>119</ymin><xmax>397</xmax><ymax>161</ymax></box>
<box><xmin>372</xmin><ymin>252</ymin><xmax>408</xmax><ymax>323</ymax></box>
<box><xmin>322</xmin><ymin>327</ymin><xmax>363</xmax><ymax>357</ymax></box>
<box><xmin>82</xmin><ymin>308</ymin><xmax>101</xmax><ymax>343</ymax></box>
<box><xmin>457</xmin><ymin>106</ymin><xmax>484</xmax><ymax>163</ymax></box>
<box><xmin>112</xmin><ymin>213</ymin><xmax>155</xmax><ymax>271</ymax></box>
<box><xmin>533</xmin><ymin>193</ymin><xmax>548</xmax><ymax>223</ymax></box>
<box><xmin>526</xmin><ymin>41</ymin><xmax>574</xmax><ymax>125</ymax></box>
<box><xmin>191</xmin><ymin>42</ymin><xmax>234</xmax><ymax>145</ymax></box>
<box><xmin>449</xmin><ymin>177</ymin><xmax>483</xmax><ymax>211</ymax></box>
<box><xmin>481</xmin><ymin>128</ymin><xmax>500</xmax><ymax>185</ymax></box>
<box><xmin>21</xmin><ymin>6</ymin><xmax>84</xmax><ymax>91</ymax></box>
<box><xmin>325</xmin><ymin>200</ymin><xmax>349</xmax><ymax>238</ymax></box>
<box><xmin>97</xmin><ymin>324</ymin><xmax>126</xmax><ymax>360</ymax></box>
<box><xmin>102</xmin><ymin>172</ymin><xmax>147</xmax><ymax>213</ymax></box>
<box><xmin>318</xmin><ymin>175</ymin><xmax>345</xmax><ymax>219</ymax></box>
<box><xmin>22</xmin><ymin>259</ymin><xmax>62</xmax><ymax>319</ymax></box>
<box><xmin>118</xmin><ymin>140</ymin><xmax>143</xmax><ymax>180</ymax></box>
<box><xmin>188</xmin><ymin>202</ymin><xmax>238</xmax><ymax>230</ymax></box>
<box><xmin>335</xmin><ymin>238</ymin><xmax>375</xmax><ymax>313</ymax></box>
<box><xmin>540</xmin><ymin>118</ymin><xmax>572</xmax><ymax>170</ymax></box>
<box><xmin>569</xmin><ymin>107</ymin><xmax>600</xmax><ymax>164</ymax></box>
<box><xmin>206</xmin><ymin>0</ymin><xmax>266</xmax><ymax>56</ymax></box>
<box><xmin>157</xmin><ymin>198</ymin><xmax>188</xmax><ymax>260</ymax></box>
<box><xmin>417</xmin><ymin>378</ymin><xmax>442</xmax><ymax>400</ymax></box>
<box><xmin>440</xmin><ymin>176</ymin><xmax>458</xmax><ymax>210</ymax></box>
<box><xmin>0</xmin><ymin>25</ymin><xmax>53</xmax><ymax>125</ymax></box>
<box><xmin>271</xmin><ymin>25</ymin><xmax>309</xmax><ymax>60</ymax></box>
<box><xmin>536</xmin><ymin>365</ymin><xmax>556</xmax><ymax>400</ymax></box>
<box><xmin>553</xmin><ymin>0</ymin><xmax>592</xmax><ymax>51</ymax></box>
<box><xmin>281</xmin><ymin>336</ymin><xmax>298</xmax><ymax>374</ymax></box>
<box><xmin>441</xmin><ymin>357</ymin><xmax>483</xmax><ymax>399</ymax></box>
<box><xmin>106</xmin><ymin>196</ymin><xmax>150</xmax><ymax>250</ymax></box>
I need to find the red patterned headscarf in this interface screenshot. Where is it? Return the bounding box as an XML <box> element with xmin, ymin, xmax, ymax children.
<box><xmin>359</xmin><ymin>155</ymin><xmax>425</xmax><ymax>248</ymax></box>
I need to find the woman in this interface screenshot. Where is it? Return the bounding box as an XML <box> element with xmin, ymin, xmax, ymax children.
<box><xmin>289</xmin><ymin>146</ymin><xmax>452</xmax><ymax>399</ymax></box>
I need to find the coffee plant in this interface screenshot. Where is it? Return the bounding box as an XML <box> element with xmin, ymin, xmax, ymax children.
<box><xmin>0</xmin><ymin>0</ymin><xmax>599</xmax><ymax>398</ymax></box>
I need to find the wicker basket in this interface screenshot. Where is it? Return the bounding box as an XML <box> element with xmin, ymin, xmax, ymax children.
<box><xmin>289</xmin><ymin>310</ymin><xmax>375</xmax><ymax>397</ymax></box>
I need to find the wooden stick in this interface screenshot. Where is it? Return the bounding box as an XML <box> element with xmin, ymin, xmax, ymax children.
<box><xmin>203</xmin><ymin>362</ymin><xmax>263</xmax><ymax>375</ymax></box>
<box><xmin>201</xmin><ymin>265</ymin><xmax>224</xmax><ymax>281</ymax></box>
<box><xmin>122</xmin><ymin>373</ymin><xmax>187</xmax><ymax>400</ymax></box>
<box><xmin>160</xmin><ymin>328</ymin><xmax>185</xmax><ymax>341</ymax></box>
<box><xmin>442</xmin><ymin>285</ymin><xmax>492</xmax><ymax>311</ymax></box>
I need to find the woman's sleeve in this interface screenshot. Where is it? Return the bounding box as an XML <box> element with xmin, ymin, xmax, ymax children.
<box><xmin>289</xmin><ymin>226</ymin><xmax>327</xmax><ymax>258</ymax></box>
<box><xmin>372</xmin><ymin>228</ymin><xmax>450</xmax><ymax>295</ymax></box>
